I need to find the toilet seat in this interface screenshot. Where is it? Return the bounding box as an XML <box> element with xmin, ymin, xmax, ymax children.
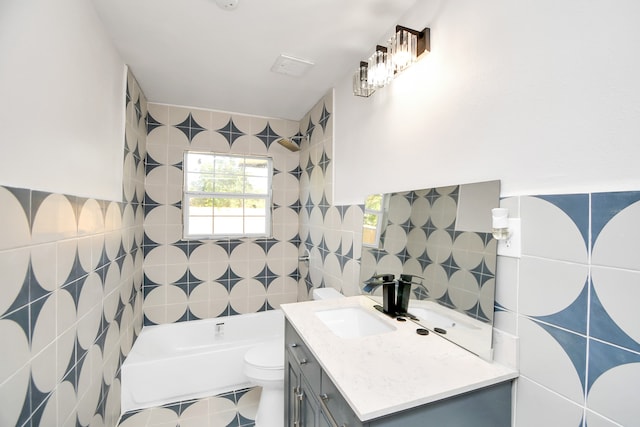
<box><xmin>244</xmin><ymin>341</ymin><xmax>284</xmax><ymax>382</ymax></box>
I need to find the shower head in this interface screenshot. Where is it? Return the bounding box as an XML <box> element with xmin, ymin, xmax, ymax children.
<box><xmin>275</xmin><ymin>135</ymin><xmax>306</xmax><ymax>152</ymax></box>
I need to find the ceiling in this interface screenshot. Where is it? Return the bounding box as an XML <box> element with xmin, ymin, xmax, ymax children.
<box><xmin>90</xmin><ymin>0</ymin><xmax>419</xmax><ymax>120</ymax></box>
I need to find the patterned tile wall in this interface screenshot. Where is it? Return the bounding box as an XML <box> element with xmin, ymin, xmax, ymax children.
<box><xmin>297</xmin><ymin>91</ymin><xmax>363</xmax><ymax>300</ymax></box>
<box><xmin>118</xmin><ymin>387</ymin><xmax>258</xmax><ymax>427</ymax></box>
<box><xmin>494</xmin><ymin>193</ymin><xmax>640</xmax><ymax>427</ymax></box>
<box><xmin>360</xmin><ymin>186</ymin><xmax>496</xmax><ymax>323</ymax></box>
<box><xmin>0</xmin><ymin>71</ymin><xmax>147</xmax><ymax>427</ymax></box>
<box><xmin>299</xmin><ymin>98</ymin><xmax>640</xmax><ymax>424</ymax></box>
<box><xmin>142</xmin><ymin>104</ymin><xmax>301</xmax><ymax>324</ymax></box>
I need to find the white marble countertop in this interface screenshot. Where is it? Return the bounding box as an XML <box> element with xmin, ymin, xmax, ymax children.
<box><xmin>281</xmin><ymin>296</ymin><xmax>518</xmax><ymax>421</ymax></box>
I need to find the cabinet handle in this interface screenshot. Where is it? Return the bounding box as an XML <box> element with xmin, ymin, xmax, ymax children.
<box><xmin>289</xmin><ymin>343</ymin><xmax>308</xmax><ymax>365</ymax></box>
<box><xmin>293</xmin><ymin>386</ymin><xmax>304</xmax><ymax>426</ymax></box>
<box><xmin>319</xmin><ymin>393</ymin><xmax>347</xmax><ymax>427</ymax></box>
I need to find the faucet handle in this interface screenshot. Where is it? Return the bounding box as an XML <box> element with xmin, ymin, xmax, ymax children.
<box><xmin>399</xmin><ymin>274</ymin><xmax>424</xmax><ymax>284</ymax></box>
<box><xmin>372</xmin><ymin>273</ymin><xmax>395</xmax><ymax>282</ymax></box>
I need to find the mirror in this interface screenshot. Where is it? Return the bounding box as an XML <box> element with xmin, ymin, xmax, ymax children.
<box><xmin>359</xmin><ymin>180</ymin><xmax>500</xmax><ymax>359</ymax></box>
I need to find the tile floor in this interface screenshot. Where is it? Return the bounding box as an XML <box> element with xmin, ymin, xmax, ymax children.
<box><xmin>117</xmin><ymin>387</ymin><xmax>260</xmax><ymax>427</ymax></box>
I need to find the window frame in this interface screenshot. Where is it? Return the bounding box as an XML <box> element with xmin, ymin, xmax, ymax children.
<box><xmin>182</xmin><ymin>151</ymin><xmax>273</xmax><ymax>240</ymax></box>
<box><xmin>362</xmin><ymin>193</ymin><xmax>388</xmax><ymax>248</ymax></box>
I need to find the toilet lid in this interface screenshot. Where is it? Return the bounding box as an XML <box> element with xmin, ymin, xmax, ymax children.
<box><xmin>245</xmin><ymin>341</ymin><xmax>284</xmax><ymax>370</ymax></box>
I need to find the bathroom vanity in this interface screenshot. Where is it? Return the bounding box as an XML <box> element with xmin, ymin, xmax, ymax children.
<box><xmin>282</xmin><ymin>296</ymin><xmax>518</xmax><ymax>426</ymax></box>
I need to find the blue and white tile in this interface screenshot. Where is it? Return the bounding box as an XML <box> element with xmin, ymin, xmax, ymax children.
<box><xmin>272</xmin><ymin>207</ymin><xmax>299</xmax><ymax>242</ymax></box>
<box><xmin>271</xmin><ymin>172</ymin><xmax>299</xmax><ymax>207</ymax></box>
<box><xmin>590</xmin><ymin>267</ymin><xmax>640</xmax><ymax>352</ymax></box>
<box><xmin>229</xmin><ymin>279</ymin><xmax>267</xmax><ymax>314</ymax></box>
<box><xmin>514</xmin><ymin>377</ymin><xmax>584</xmax><ymax>427</ymax></box>
<box><xmin>0</xmin><ymin>318</ymin><xmax>31</xmax><ymax>426</ymax></box>
<box><xmin>520</xmin><ymin>195</ymin><xmax>588</xmax><ymax>263</ymax></box>
<box><xmin>0</xmin><ymin>187</ymin><xmax>31</xmax><ymax>251</ymax></box>
<box><xmin>585</xmin><ymin>410</ymin><xmax>624</xmax><ymax>427</ymax></box>
<box><xmin>39</xmin><ymin>380</ymin><xmax>78</xmax><ymax>426</ymax></box>
<box><xmin>518</xmin><ymin>256</ymin><xmax>589</xmax><ymax>334</ymax></box>
<box><xmin>77</xmin><ymin>344</ymin><xmax>104</xmax><ymax>426</ymax></box>
<box><xmin>103</xmin><ymin>322</ymin><xmax>122</xmax><ymax>384</ymax></box>
<box><xmin>31</xmin><ymin>193</ymin><xmax>77</xmax><ymax>245</ymax></box>
<box><xmin>592</xmin><ymin>191</ymin><xmax>640</xmax><ymax>270</ymax></box>
<box><xmin>0</xmin><ymin>247</ymin><xmax>30</xmax><ymax>315</ymax></box>
<box><xmin>587</xmin><ymin>339</ymin><xmax>640</xmax><ymax>426</ymax></box>
<box><xmin>229</xmin><ymin>242</ymin><xmax>267</xmax><ymax>279</ymax></box>
<box><xmin>31</xmin><ymin>292</ymin><xmax>63</xmax><ymax>393</ymax></box>
<box><xmin>518</xmin><ymin>316</ymin><xmax>586</xmax><ymax>404</ymax></box>
<box><xmin>188</xmin><ymin>281</ymin><xmax>229</xmax><ymax>319</ymax></box>
<box><xmin>267</xmin><ymin>241</ymin><xmax>297</xmax><ymax>277</ymax></box>
<box><xmin>104</xmin><ymin>261</ymin><xmax>122</xmax><ymax>323</ymax></box>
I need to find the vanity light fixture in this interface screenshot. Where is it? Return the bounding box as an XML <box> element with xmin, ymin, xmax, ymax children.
<box><xmin>390</xmin><ymin>26</ymin><xmax>430</xmax><ymax>73</ymax></box>
<box><xmin>492</xmin><ymin>208</ymin><xmax>522</xmax><ymax>258</ymax></box>
<box><xmin>353</xmin><ymin>62</ymin><xmax>375</xmax><ymax>97</ymax></box>
<box><xmin>367</xmin><ymin>45</ymin><xmax>393</xmax><ymax>89</ymax></box>
<box><xmin>353</xmin><ymin>26</ymin><xmax>431</xmax><ymax>96</ymax></box>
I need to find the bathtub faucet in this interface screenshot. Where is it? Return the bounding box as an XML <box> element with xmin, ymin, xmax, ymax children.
<box><xmin>215</xmin><ymin>322</ymin><xmax>225</xmax><ymax>337</ymax></box>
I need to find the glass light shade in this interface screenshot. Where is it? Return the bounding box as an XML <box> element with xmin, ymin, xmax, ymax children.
<box><xmin>367</xmin><ymin>48</ymin><xmax>392</xmax><ymax>89</ymax></box>
<box><xmin>352</xmin><ymin>62</ymin><xmax>375</xmax><ymax>97</ymax></box>
<box><xmin>390</xmin><ymin>29</ymin><xmax>417</xmax><ymax>72</ymax></box>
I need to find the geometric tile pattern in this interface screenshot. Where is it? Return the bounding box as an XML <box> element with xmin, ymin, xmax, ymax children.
<box><xmin>494</xmin><ymin>192</ymin><xmax>640</xmax><ymax>427</ymax></box>
<box><xmin>142</xmin><ymin>104</ymin><xmax>301</xmax><ymax>325</ymax></box>
<box><xmin>296</xmin><ymin>91</ymin><xmax>365</xmax><ymax>300</ymax></box>
<box><xmin>359</xmin><ymin>186</ymin><xmax>497</xmax><ymax>322</ymax></box>
<box><xmin>0</xmin><ymin>71</ymin><xmax>147</xmax><ymax>427</ymax></box>
<box><xmin>117</xmin><ymin>387</ymin><xmax>258</xmax><ymax>427</ymax></box>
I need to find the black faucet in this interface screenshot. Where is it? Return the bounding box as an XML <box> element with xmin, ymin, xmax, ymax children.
<box><xmin>363</xmin><ymin>274</ymin><xmax>397</xmax><ymax>314</ymax></box>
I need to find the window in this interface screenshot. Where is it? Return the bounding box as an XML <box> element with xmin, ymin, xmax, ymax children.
<box><xmin>183</xmin><ymin>151</ymin><xmax>273</xmax><ymax>239</ymax></box>
<box><xmin>362</xmin><ymin>193</ymin><xmax>387</xmax><ymax>248</ymax></box>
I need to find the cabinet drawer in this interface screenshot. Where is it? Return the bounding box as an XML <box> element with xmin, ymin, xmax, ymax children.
<box><xmin>320</xmin><ymin>370</ymin><xmax>362</xmax><ymax>427</ymax></box>
<box><xmin>286</xmin><ymin>321</ymin><xmax>322</xmax><ymax>395</ymax></box>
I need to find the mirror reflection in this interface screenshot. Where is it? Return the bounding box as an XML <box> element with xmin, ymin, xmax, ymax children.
<box><xmin>359</xmin><ymin>180</ymin><xmax>500</xmax><ymax>359</ymax></box>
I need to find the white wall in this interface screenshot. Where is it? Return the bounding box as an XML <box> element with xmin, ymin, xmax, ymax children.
<box><xmin>334</xmin><ymin>0</ymin><xmax>640</xmax><ymax>204</ymax></box>
<box><xmin>0</xmin><ymin>0</ymin><xmax>126</xmax><ymax>201</ymax></box>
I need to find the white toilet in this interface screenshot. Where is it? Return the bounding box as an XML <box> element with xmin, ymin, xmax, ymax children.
<box><xmin>243</xmin><ymin>287</ymin><xmax>344</xmax><ymax>426</ymax></box>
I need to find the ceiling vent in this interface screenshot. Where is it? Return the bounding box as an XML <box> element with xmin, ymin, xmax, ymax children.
<box><xmin>215</xmin><ymin>0</ymin><xmax>239</xmax><ymax>11</ymax></box>
<box><xmin>270</xmin><ymin>54</ymin><xmax>314</xmax><ymax>77</ymax></box>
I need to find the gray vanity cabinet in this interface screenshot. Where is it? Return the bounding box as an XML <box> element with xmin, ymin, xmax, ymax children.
<box><xmin>286</xmin><ymin>320</ymin><xmax>325</xmax><ymax>426</ymax></box>
<box><xmin>284</xmin><ymin>319</ymin><xmax>512</xmax><ymax>427</ymax></box>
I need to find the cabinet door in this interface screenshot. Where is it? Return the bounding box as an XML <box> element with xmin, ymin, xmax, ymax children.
<box><xmin>285</xmin><ymin>357</ymin><xmax>301</xmax><ymax>426</ymax></box>
<box><xmin>320</xmin><ymin>371</ymin><xmax>363</xmax><ymax>427</ymax></box>
<box><xmin>300</xmin><ymin>376</ymin><xmax>320</xmax><ymax>426</ymax></box>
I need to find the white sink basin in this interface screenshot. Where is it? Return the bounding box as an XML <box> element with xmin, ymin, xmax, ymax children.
<box><xmin>315</xmin><ymin>306</ymin><xmax>395</xmax><ymax>338</ymax></box>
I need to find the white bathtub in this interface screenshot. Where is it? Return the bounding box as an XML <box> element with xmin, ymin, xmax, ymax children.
<box><xmin>121</xmin><ymin>310</ymin><xmax>284</xmax><ymax>412</ymax></box>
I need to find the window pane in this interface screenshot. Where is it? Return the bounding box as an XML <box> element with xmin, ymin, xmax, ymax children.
<box><xmin>245</xmin><ymin>217</ymin><xmax>266</xmax><ymax>235</ymax></box>
<box><xmin>245</xmin><ymin>158</ymin><xmax>269</xmax><ymax>177</ymax></box>
<box><xmin>184</xmin><ymin>152</ymin><xmax>272</xmax><ymax>239</ymax></box>
<box><xmin>214</xmin><ymin>198</ymin><xmax>242</xmax><ymax>210</ymax></box>
<box><xmin>189</xmin><ymin>197</ymin><xmax>214</xmax><ymax>212</ymax></box>
<box><xmin>186</xmin><ymin>153</ymin><xmax>214</xmax><ymax>173</ymax></box>
<box><xmin>188</xmin><ymin>216</ymin><xmax>213</xmax><ymax>236</ymax></box>
<box><xmin>187</xmin><ymin>173</ymin><xmax>214</xmax><ymax>192</ymax></box>
<box><xmin>214</xmin><ymin>216</ymin><xmax>243</xmax><ymax>235</ymax></box>
<box><xmin>365</xmin><ymin>194</ymin><xmax>382</xmax><ymax>211</ymax></box>
<box><xmin>215</xmin><ymin>156</ymin><xmax>243</xmax><ymax>174</ymax></box>
<box><xmin>244</xmin><ymin>198</ymin><xmax>266</xmax><ymax>214</ymax></box>
<box><xmin>246</xmin><ymin>177</ymin><xmax>269</xmax><ymax>195</ymax></box>
<box><xmin>363</xmin><ymin>213</ymin><xmax>379</xmax><ymax>227</ymax></box>
<box><xmin>362</xmin><ymin>226</ymin><xmax>378</xmax><ymax>246</ymax></box>
<box><xmin>214</xmin><ymin>175</ymin><xmax>244</xmax><ymax>194</ymax></box>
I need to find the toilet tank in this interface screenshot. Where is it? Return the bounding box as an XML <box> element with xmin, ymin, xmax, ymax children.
<box><xmin>312</xmin><ymin>287</ymin><xmax>344</xmax><ymax>300</ymax></box>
